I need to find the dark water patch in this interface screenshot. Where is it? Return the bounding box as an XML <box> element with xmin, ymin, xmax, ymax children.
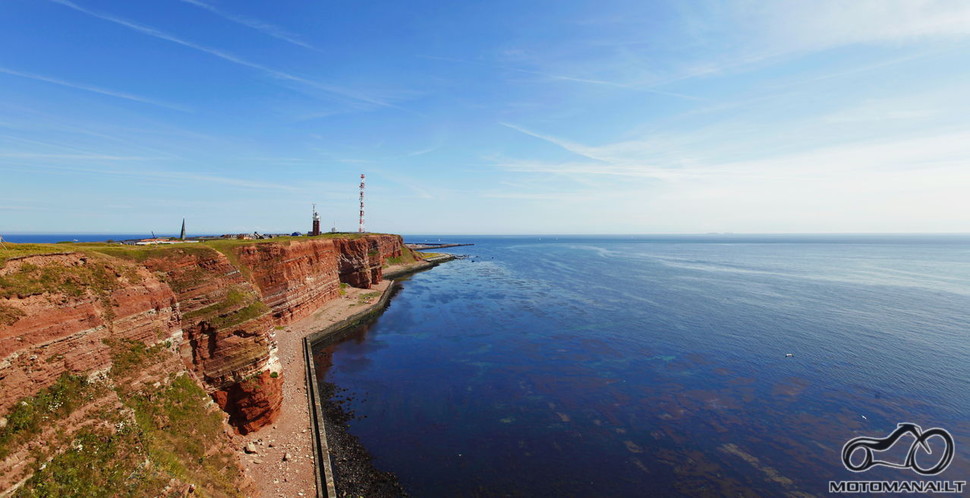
<box><xmin>314</xmin><ymin>341</ymin><xmax>407</xmax><ymax>497</ymax></box>
<box><xmin>314</xmin><ymin>236</ymin><xmax>970</xmax><ymax>496</ymax></box>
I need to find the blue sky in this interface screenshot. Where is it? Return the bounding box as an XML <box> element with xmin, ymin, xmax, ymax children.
<box><xmin>1</xmin><ymin>0</ymin><xmax>969</xmax><ymax>235</ymax></box>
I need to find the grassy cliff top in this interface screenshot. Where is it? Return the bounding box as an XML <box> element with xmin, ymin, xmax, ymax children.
<box><xmin>0</xmin><ymin>233</ymin><xmax>393</xmax><ymax>266</ymax></box>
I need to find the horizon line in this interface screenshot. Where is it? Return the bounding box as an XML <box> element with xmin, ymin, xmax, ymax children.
<box><xmin>4</xmin><ymin>231</ymin><xmax>970</xmax><ymax>237</ymax></box>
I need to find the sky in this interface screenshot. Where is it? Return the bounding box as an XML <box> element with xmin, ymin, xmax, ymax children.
<box><xmin>1</xmin><ymin>0</ymin><xmax>969</xmax><ymax>235</ymax></box>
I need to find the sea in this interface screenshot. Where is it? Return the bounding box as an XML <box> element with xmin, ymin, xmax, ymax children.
<box><xmin>1</xmin><ymin>233</ymin><xmax>167</xmax><ymax>243</ymax></box>
<box><xmin>312</xmin><ymin>235</ymin><xmax>970</xmax><ymax>496</ymax></box>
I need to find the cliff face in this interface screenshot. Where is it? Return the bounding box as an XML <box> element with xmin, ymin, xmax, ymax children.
<box><xmin>0</xmin><ymin>234</ymin><xmax>410</xmax><ymax>494</ymax></box>
<box><xmin>240</xmin><ymin>235</ymin><xmax>403</xmax><ymax>323</ymax></box>
<box><xmin>0</xmin><ymin>253</ymin><xmax>181</xmax><ymax>414</ymax></box>
<box><xmin>140</xmin><ymin>246</ymin><xmax>282</xmax><ymax>434</ymax></box>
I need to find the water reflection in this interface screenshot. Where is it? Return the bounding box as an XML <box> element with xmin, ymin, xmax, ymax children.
<box><xmin>314</xmin><ymin>237</ymin><xmax>970</xmax><ymax>496</ymax></box>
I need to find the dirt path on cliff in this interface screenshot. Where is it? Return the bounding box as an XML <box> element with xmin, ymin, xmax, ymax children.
<box><xmin>234</xmin><ymin>263</ymin><xmax>427</xmax><ymax>498</ymax></box>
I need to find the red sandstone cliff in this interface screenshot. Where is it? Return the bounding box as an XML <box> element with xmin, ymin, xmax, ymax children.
<box><xmin>0</xmin><ymin>253</ymin><xmax>181</xmax><ymax>414</ymax></box>
<box><xmin>0</xmin><ymin>234</ymin><xmax>412</xmax><ymax>494</ymax></box>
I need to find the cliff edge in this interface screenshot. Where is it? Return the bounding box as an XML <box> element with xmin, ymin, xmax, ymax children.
<box><xmin>0</xmin><ymin>234</ymin><xmax>416</xmax><ymax>495</ymax></box>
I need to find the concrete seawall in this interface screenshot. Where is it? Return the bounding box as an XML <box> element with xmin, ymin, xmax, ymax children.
<box><xmin>304</xmin><ymin>282</ymin><xmax>399</xmax><ymax>498</ymax></box>
<box><xmin>382</xmin><ymin>254</ymin><xmax>455</xmax><ymax>280</ymax></box>
<box><xmin>302</xmin><ymin>257</ymin><xmax>452</xmax><ymax>496</ymax></box>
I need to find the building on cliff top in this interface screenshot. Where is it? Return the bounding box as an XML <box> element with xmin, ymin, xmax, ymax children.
<box><xmin>135</xmin><ymin>238</ymin><xmax>199</xmax><ymax>245</ymax></box>
<box><xmin>311</xmin><ymin>204</ymin><xmax>321</xmax><ymax>236</ymax></box>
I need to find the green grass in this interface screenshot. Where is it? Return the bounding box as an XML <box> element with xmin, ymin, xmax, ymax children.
<box><xmin>182</xmin><ymin>288</ymin><xmax>251</xmax><ymax>321</ymax></box>
<box><xmin>357</xmin><ymin>291</ymin><xmax>382</xmax><ymax>304</ymax></box>
<box><xmin>208</xmin><ymin>301</ymin><xmax>269</xmax><ymax>329</ymax></box>
<box><xmin>14</xmin><ymin>424</ymin><xmax>166</xmax><ymax>497</ymax></box>
<box><xmin>0</xmin><ymin>374</ymin><xmax>106</xmax><ymax>460</ymax></box>
<box><xmin>0</xmin><ymin>242</ymin><xmax>212</xmax><ymax>266</ymax></box>
<box><xmin>0</xmin><ymin>244</ymin><xmax>69</xmax><ymax>265</ymax></box>
<box><xmin>1</xmin><ymin>233</ymin><xmax>397</xmax><ymax>271</ymax></box>
<box><xmin>106</xmin><ymin>338</ymin><xmax>168</xmax><ymax>378</ymax></box>
<box><xmin>15</xmin><ymin>371</ymin><xmax>243</xmax><ymax>496</ymax></box>
<box><xmin>384</xmin><ymin>247</ymin><xmax>422</xmax><ymax>267</ymax></box>
<box><xmin>122</xmin><ymin>374</ymin><xmax>240</xmax><ymax>495</ymax></box>
<box><xmin>201</xmin><ymin>232</ymin><xmax>387</xmax><ymax>256</ymax></box>
<box><xmin>87</xmin><ymin>244</ymin><xmax>217</xmax><ymax>263</ymax></box>
<box><xmin>0</xmin><ymin>258</ymin><xmax>121</xmax><ymax>299</ymax></box>
<box><xmin>11</xmin><ymin>337</ymin><xmax>244</xmax><ymax>496</ymax></box>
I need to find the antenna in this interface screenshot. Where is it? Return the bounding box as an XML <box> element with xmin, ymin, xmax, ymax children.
<box><xmin>0</xmin><ymin>234</ymin><xmax>7</xmax><ymax>250</ymax></box>
<box><xmin>358</xmin><ymin>173</ymin><xmax>366</xmax><ymax>233</ymax></box>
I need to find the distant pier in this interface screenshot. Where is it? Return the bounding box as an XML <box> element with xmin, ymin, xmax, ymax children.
<box><xmin>406</xmin><ymin>242</ymin><xmax>474</xmax><ymax>250</ymax></box>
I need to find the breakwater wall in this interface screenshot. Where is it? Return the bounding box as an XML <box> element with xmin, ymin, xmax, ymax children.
<box><xmin>303</xmin><ymin>257</ymin><xmax>452</xmax><ymax>496</ymax></box>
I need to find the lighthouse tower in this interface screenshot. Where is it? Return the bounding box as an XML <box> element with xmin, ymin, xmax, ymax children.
<box><xmin>311</xmin><ymin>204</ymin><xmax>321</xmax><ymax>236</ymax></box>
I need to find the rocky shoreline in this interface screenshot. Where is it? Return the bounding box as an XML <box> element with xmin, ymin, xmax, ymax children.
<box><xmin>318</xmin><ymin>379</ymin><xmax>407</xmax><ymax>497</ymax></box>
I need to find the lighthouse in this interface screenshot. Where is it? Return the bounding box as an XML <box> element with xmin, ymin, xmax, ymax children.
<box><xmin>311</xmin><ymin>204</ymin><xmax>321</xmax><ymax>236</ymax></box>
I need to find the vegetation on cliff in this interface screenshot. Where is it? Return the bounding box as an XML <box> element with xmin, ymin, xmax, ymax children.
<box><xmin>0</xmin><ymin>232</ymin><xmax>390</xmax><ymax>266</ymax></box>
<box><xmin>0</xmin><ymin>234</ymin><xmax>408</xmax><ymax>495</ymax></box>
<box><xmin>0</xmin><ymin>374</ymin><xmax>104</xmax><ymax>461</ymax></box>
<box><xmin>0</xmin><ymin>258</ymin><xmax>127</xmax><ymax>299</ymax></box>
<box><xmin>5</xmin><ymin>340</ymin><xmax>245</xmax><ymax>496</ymax></box>
<box><xmin>383</xmin><ymin>246</ymin><xmax>422</xmax><ymax>267</ymax></box>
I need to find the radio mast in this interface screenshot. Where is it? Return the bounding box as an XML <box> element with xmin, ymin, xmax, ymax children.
<box><xmin>358</xmin><ymin>174</ymin><xmax>366</xmax><ymax>233</ymax></box>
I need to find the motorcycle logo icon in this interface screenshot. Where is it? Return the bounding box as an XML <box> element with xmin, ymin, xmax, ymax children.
<box><xmin>842</xmin><ymin>423</ymin><xmax>955</xmax><ymax>476</ymax></box>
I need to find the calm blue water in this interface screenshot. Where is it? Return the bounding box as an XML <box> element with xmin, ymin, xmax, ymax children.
<box><xmin>1</xmin><ymin>233</ymin><xmax>167</xmax><ymax>243</ymax></box>
<box><xmin>327</xmin><ymin>236</ymin><xmax>963</xmax><ymax>493</ymax></box>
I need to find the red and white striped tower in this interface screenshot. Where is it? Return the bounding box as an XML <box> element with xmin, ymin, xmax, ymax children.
<box><xmin>358</xmin><ymin>174</ymin><xmax>366</xmax><ymax>233</ymax></box>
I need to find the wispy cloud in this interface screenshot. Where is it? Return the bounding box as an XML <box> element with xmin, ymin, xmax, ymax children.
<box><xmin>406</xmin><ymin>142</ymin><xmax>443</xmax><ymax>157</ymax></box>
<box><xmin>500</xmin><ymin>122</ymin><xmax>613</xmax><ymax>163</ymax></box>
<box><xmin>0</xmin><ymin>132</ymin><xmax>181</xmax><ymax>162</ymax></box>
<box><xmin>0</xmin><ymin>152</ymin><xmax>162</xmax><ymax>160</ymax></box>
<box><xmin>419</xmin><ymin>55</ymin><xmax>702</xmax><ymax>101</ymax></box>
<box><xmin>4</xmin><ymin>163</ymin><xmax>306</xmax><ymax>192</ymax></box>
<box><xmin>746</xmin><ymin>0</ymin><xmax>970</xmax><ymax>52</ymax></box>
<box><xmin>48</xmin><ymin>0</ymin><xmax>395</xmax><ymax>109</ymax></box>
<box><xmin>498</xmin><ymin>123</ymin><xmax>970</xmax><ymax>183</ymax></box>
<box><xmin>0</xmin><ymin>66</ymin><xmax>191</xmax><ymax>112</ymax></box>
<box><xmin>176</xmin><ymin>0</ymin><xmax>320</xmax><ymax>51</ymax></box>
<box><xmin>0</xmin><ymin>205</ymin><xmax>53</xmax><ymax>212</ymax></box>
<box><xmin>474</xmin><ymin>1</ymin><xmax>970</xmax><ymax>105</ymax></box>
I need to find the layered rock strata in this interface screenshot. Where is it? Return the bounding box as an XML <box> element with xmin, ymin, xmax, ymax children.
<box><xmin>0</xmin><ymin>234</ymin><xmax>412</xmax><ymax>492</ymax></box>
